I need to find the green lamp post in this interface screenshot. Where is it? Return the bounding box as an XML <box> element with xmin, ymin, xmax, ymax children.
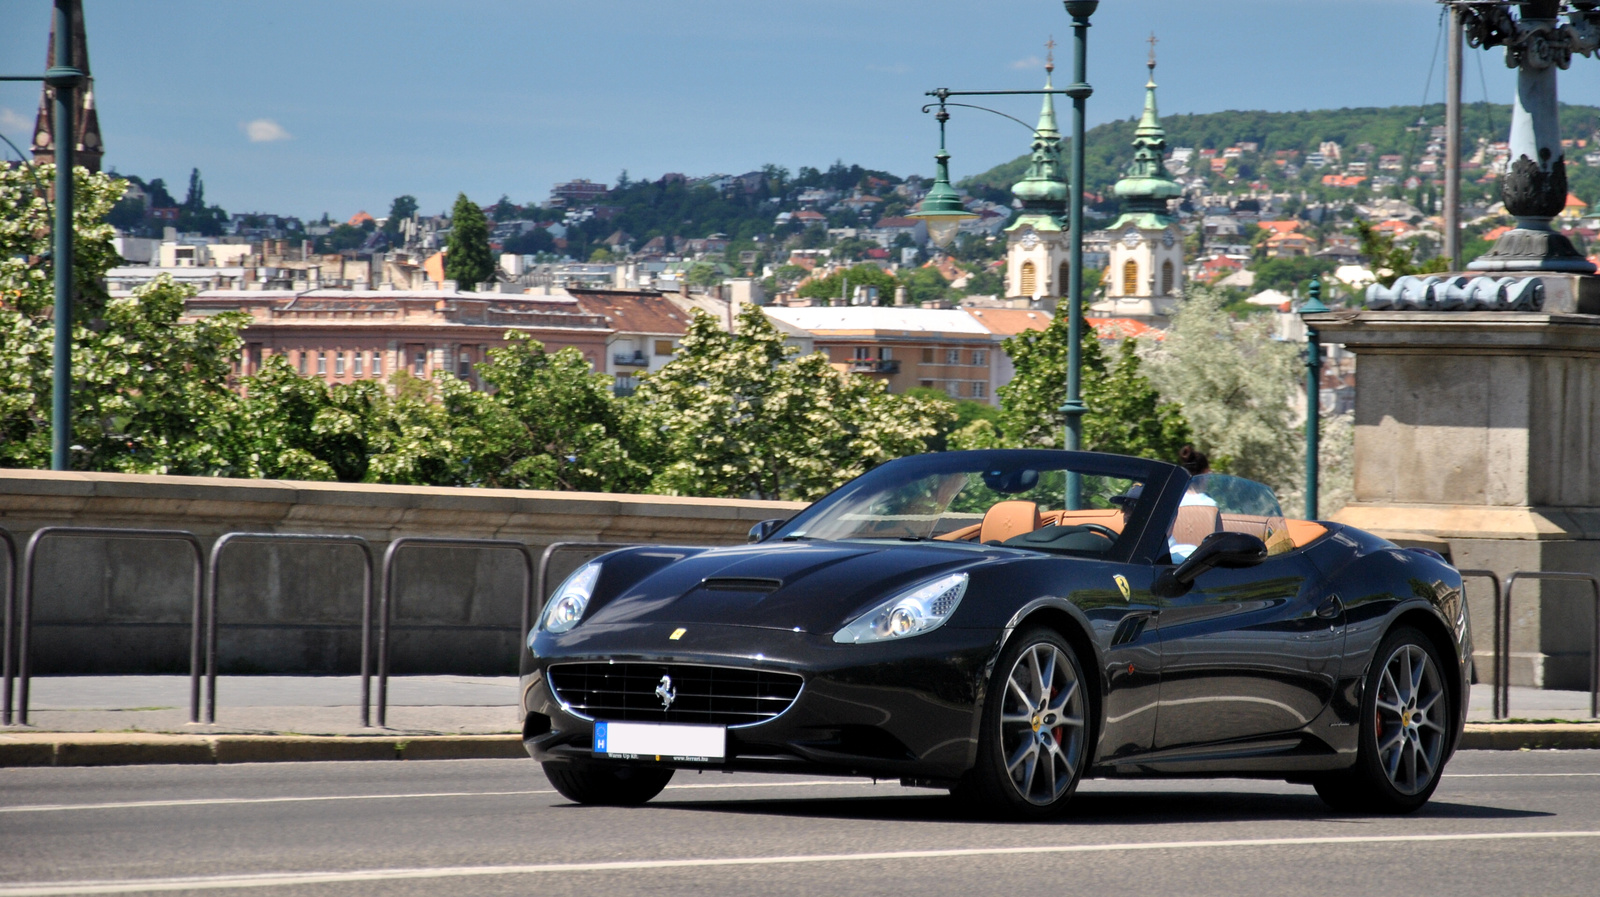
<box><xmin>908</xmin><ymin>105</ymin><xmax>978</xmax><ymax>249</ymax></box>
<box><xmin>1060</xmin><ymin>0</ymin><xmax>1097</xmax><ymax>482</ymax></box>
<box><xmin>1299</xmin><ymin>276</ymin><xmax>1330</xmax><ymax>520</ymax></box>
<box><xmin>2</xmin><ymin>0</ymin><xmax>83</xmax><ymax>471</ymax></box>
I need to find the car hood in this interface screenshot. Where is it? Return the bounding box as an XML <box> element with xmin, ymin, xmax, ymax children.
<box><xmin>583</xmin><ymin>541</ymin><xmax>985</xmax><ymax>633</ymax></box>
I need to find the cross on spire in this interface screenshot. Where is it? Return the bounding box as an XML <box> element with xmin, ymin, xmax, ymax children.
<box><xmin>1045</xmin><ymin>36</ymin><xmax>1056</xmax><ymax>72</ymax></box>
<box><xmin>1147</xmin><ymin>32</ymin><xmax>1158</xmax><ymax>69</ymax></box>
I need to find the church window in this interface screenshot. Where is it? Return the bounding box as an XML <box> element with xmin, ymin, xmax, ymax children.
<box><xmin>1058</xmin><ymin>262</ymin><xmax>1069</xmax><ymax>296</ymax></box>
<box><xmin>1161</xmin><ymin>260</ymin><xmax>1175</xmax><ymax>296</ymax></box>
<box><xmin>1122</xmin><ymin>260</ymin><xmax>1139</xmax><ymax>296</ymax></box>
<box><xmin>1020</xmin><ymin>261</ymin><xmax>1036</xmax><ymax>296</ymax></box>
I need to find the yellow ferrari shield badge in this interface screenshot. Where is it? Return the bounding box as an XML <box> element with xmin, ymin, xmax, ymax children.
<box><xmin>669</xmin><ymin>627</ymin><xmax>687</xmax><ymax>640</ymax></box>
<box><xmin>1114</xmin><ymin>575</ymin><xmax>1131</xmax><ymax>601</ymax></box>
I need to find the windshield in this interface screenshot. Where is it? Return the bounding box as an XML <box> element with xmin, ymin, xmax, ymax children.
<box><xmin>771</xmin><ymin>450</ymin><xmax>1169</xmax><ymax>559</ymax></box>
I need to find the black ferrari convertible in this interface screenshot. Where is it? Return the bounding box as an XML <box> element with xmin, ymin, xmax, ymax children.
<box><xmin>521</xmin><ymin>450</ymin><xmax>1469</xmax><ymax>818</ymax></box>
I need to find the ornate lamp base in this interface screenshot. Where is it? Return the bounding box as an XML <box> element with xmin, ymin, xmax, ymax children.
<box><xmin>1467</xmin><ymin>220</ymin><xmax>1597</xmax><ymax>274</ymax></box>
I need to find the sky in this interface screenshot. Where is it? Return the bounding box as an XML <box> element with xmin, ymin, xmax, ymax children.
<box><xmin>4</xmin><ymin>0</ymin><xmax>1599</xmax><ymax>221</ymax></box>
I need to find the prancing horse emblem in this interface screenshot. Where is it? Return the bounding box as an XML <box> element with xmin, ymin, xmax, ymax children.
<box><xmin>655</xmin><ymin>674</ymin><xmax>677</xmax><ymax>710</ymax></box>
<box><xmin>1114</xmin><ymin>574</ymin><xmax>1131</xmax><ymax>601</ymax></box>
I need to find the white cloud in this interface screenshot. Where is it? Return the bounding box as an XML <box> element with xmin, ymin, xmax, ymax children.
<box><xmin>243</xmin><ymin>118</ymin><xmax>291</xmax><ymax>142</ymax></box>
<box><xmin>0</xmin><ymin>106</ymin><xmax>33</xmax><ymax>136</ymax></box>
<box><xmin>1010</xmin><ymin>56</ymin><xmax>1044</xmax><ymax>71</ymax></box>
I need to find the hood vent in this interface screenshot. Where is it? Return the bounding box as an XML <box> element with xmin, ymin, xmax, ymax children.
<box><xmin>700</xmin><ymin>576</ymin><xmax>783</xmax><ymax>593</ymax></box>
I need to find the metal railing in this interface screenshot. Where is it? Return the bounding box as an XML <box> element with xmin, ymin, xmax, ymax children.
<box><xmin>1456</xmin><ymin>570</ymin><xmax>1503</xmax><ymax>718</ymax></box>
<box><xmin>535</xmin><ymin>541</ymin><xmax>653</xmax><ymax>613</ymax></box>
<box><xmin>1500</xmin><ymin>571</ymin><xmax>1600</xmax><ymax>720</ymax></box>
<box><xmin>0</xmin><ymin>526</ymin><xmax>16</xmax><ymax>724</ymax></box>
<box><xmin>203</xmin><ymin>533</ymin><xmax>375</xmax><ymax>725</ymax></box>
<box><xmin>375</xmin><ymin>537</ymin><xmax>533</xmax><ymax>728</ymax></box>
<box><xmin>8</xmin><ymin>527</ymin><xmax>204</xmax><ymax>727</ymax></box>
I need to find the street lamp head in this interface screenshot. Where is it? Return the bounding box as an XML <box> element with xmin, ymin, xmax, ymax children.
<box><xmin>1063</xmin><ymin>1</ymin><xmax>1099</xmax><ymax>22</ymax></box>
<box><xmin>910</xmin><ymin>110</ymin><xmax>977</xmax><ymax>248</ymax></box>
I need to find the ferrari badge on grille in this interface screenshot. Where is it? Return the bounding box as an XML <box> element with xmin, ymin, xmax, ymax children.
<box><xmin>655</xmin><ymin>675</ymin><xmax>677</xmax><ymax>710</ymax></box>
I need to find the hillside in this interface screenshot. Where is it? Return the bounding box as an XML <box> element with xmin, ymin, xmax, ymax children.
<box><xmin>962</xmin><ymin>102</ymin><xmax>1600</xmax><ymax>208</ymax></box>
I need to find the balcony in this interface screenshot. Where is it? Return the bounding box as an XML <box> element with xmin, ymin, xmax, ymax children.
<box><xmin>848</xmin><ymin>359</ymin><xmax>901</xmax><ymax>375</ymax></box>
<box><xmin>613</xmin><ymin>352</ymin><xmax>649</xmax><ymax>367</ymax></box>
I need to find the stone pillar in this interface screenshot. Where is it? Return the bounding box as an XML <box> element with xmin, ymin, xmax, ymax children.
<box><xmin>1314</xmin><ymin>308</ymin><xmax>1600</xmax><ymax>688</ymax></box>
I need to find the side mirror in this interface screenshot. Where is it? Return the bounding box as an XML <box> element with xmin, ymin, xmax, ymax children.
<box><xmin>1153</xmin><ymin>532</ymin><xmax>1268</xmax><ymax>597</ymax></box>
<box><xmin>748</xmin><ymin>518</ymin><xmax>787</xmax><ymax>543</ymax></box>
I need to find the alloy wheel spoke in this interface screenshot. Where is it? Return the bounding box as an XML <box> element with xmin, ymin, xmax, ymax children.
<box><xmin>1409</xmin><ymin>649</ymin><xmax>1427</xmax><ymax>697</ymax></box>
<box><xmin>1416</xmin><ymin>689</ymin><xmax>1442</xmax><ymax>715</ymax></box>
<box><xmin>1006</xmin><ymin>738</ymin><xmax>1036</xmax><ymax>775</ymax></box>
<box><xmin>1028</xmin><ymin>647</ymin><xmax>1047</xmax><ymax>705</ymax></box>
<box><xmin>1007</xmin><ymin>676</ymin><xmax>1035</xmax><ymax>714</ymax></box>
<box><xmin>1046</xmin><ymin>677</ymin><xmax>1077</xmax><ymax>716</ymax></box>
<box><xmin>1377</xmin><ymin>727</ymin><xmax>1405</xmax><ymax>752</ymax></box>
<box><xmin>1376</xmin><ymin>697</ymin><xmax>1405</xmax><ymax>716</ymax></box>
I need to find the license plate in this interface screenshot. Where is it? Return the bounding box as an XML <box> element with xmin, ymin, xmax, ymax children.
<box><xmin>593</xmin><ymin>721</ymin><xmax>726</xmax><ymax>763</ymax></box>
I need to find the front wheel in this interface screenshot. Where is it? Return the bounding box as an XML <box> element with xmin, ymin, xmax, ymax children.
<box><xmin>958</xmin><ymin>628</ymin><xmax>1089</xmax><ymax>819</ymax></box>
<box><xmin>1315</xmin><ymin>626</ymin><xmax>1452</xmax><ymax>814</ymax></box>
<box><xmin>543</xmin><ymin>761</ymin><xmax>674</xmax><ymax>806</ymax></box>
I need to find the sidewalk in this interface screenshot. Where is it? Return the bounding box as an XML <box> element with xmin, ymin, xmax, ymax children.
<box><xmin>2</xmin><ymin>677</ymin><xmax>1596</xmax><ymax>766</ymax></box>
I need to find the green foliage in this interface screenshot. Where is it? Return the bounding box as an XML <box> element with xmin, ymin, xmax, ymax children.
<box><xmin>796</xmin><ymin>264</ymin><xmax>898</xmax><ymax>306</ymax></box>
<box><xmin>463</xmin><ymin>334</ymin><xmax>652</xmax><ymax>492</ymax></box>
<box><xmin>1252</xmin><ymin>257</ymin><xmax>1338</xmax><ymax>295</ymax></box>
<box><xmin>634</xmin><ymin>305</ymin><xmax>950</xmax><ymax>500</ymax></box>
<box><xmin>897</xmin><ymin>266</ymin><xmax>959</xmax><ymax>306</ymax></box>
<box><xmin>985</xmin><ymin>308</ymin><xmax>1190</xmax><ymax>461</ymax></box>
<box><xmin>445</xmin><ymin>193</ymin><xmax>493</xmax><ymax>290</ymax></box>
<box><xmin>1353</xmin><ymin>220</ymin><xmax>1451</xmax><ymax>287</ymax></box>
<box><xmin>1</xmin><ymin>166</ymin><xmax>249</xmax><ymax>473</ymax></box>
<box><xmin>963</xmin><ymin>102</ymin><xmax>1600</xmax><ymax>211</ymax></box>
<box><xmin>963</xmin><ymin>268</ymin><xmax>1004</xmax><ymax>296</ymax></box>
<box><xmin>1140</xmin><ymin>287</ymin><xmax>1301</xmax><ymax>494</ymax></box>
<box><xmin>382</xmin><ymin>195</ymin><xmax>418</xmax><ymax>239</ymax></box>
<box><xmin>686</xmin><ymin>262</ymin><xmax>725</xmax><ymax>288</ymax></box>
<box><xmin>906</xmin><ymin>387</ymin><xmax>999</xmax><ymax>453</ymax></box>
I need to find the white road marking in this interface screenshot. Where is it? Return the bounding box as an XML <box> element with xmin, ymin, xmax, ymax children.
<box><xmin>2</xmin><ymin>831</ymin><xmax>1598</xmax><ymax>895</ymax></box>
<box><xmin>0</xmin><ymin>779</ymin><xmax>887</xmax><ymax>814</ymax></box>
<box><xmin>1445</xmin><ymin>773</ymin><xmax>1600</xmax><ymax>778</ymax></box>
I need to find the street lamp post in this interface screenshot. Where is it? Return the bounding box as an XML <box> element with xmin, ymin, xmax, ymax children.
<box><xmin>1060</xmin><ymin>1</ymin><xmax>1097</xmax><ymax>463</ymax></box>
<box><xmin>907</xmin><ymin>105</ymin><xmax>978</xmax><ymax>250</ymax></box>
<box><xmin>1298</xmin><ymin>277</ymin><xmax>1330</xmax><ymax>520</ymax></box>
<box><xmin>2</xmin><ymin>0</ymin><xmax>83</xmax><ymax>472</ymax></box>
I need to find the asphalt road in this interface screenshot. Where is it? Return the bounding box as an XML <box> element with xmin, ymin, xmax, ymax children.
<box><xmin>3</xmin><ymin>752</ymin><xmax>1599</xmax><ymax>897</ymax></box>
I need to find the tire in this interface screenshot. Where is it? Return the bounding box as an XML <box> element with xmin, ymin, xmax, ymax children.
<box><xmin>1314</xmin><ymin>626</ymin><xmax>1452</xmax><ymax>814</ymax></box>
<box><xmin>958</xmin><ymin>627</ymin><xmax>1090</xmax><ymax>819</ymax></box>
<box><xmin>542</xmin><ymin>761</ymin><xmax>674</xmax><ymax>806</ymax></box>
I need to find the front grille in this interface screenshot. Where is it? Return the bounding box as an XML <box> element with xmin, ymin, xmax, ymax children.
<box><xmin>547</xmin><ymin>662</ymin><xmax>803</xmax><ymax>728</ymax></box>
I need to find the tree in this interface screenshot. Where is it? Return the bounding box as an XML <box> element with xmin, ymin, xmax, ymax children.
<box><xmin>462</xmin><ymin>334</ymin><xmax>651</xmax><ymax>492</ymax></box>
<box><xmin>382</xmin><ymin>194</ymin><xmax>418</xmax><ymax>240</ymax></box>
<box><xmin>0</xmin><ymin>166</ymin><xmax>249</xmax><ymax>473</ymax></box>
<box><xmin>685</xmin><ymin>262</ymin><xmax>724</xmax><ymax>288</ymax></box>
<box><xmin>1140</xmin><ymin>287</ymin><xmax>1301</xmax><ymax>493</ymax></box>
<box><xmin>797</xmin><ymin>264</ymin><xmax>898</xmax><ymax>306</ymax></box>
<box><xmin>982</xmin><ymin>308</ymin><xmax>1190</xmax><ymax>460</ymax></box>
<box><xmin>897</xmin><ymin>266</ymin><xmax>957</xmax><ymax>306</ymax></box>
<box><xmin>634</xmin><ymin>306</ymin><xmax>949</xmax><ymax>500</ymax></box>
<box><xmin>445</xmin><ymin>192</ymin><xmax>493</xmax><ymax>290</ymax></box>
<box><xmin>1353</xmin><ymin>220</ymin><xmax>1451</xmax><ymax>286</ymax></box>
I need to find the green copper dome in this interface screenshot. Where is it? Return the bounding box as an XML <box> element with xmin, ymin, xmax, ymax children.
<box><xmin>1010</xmin><ymin>69</ymin><xmax>1069</xmax><ymax>209</ymax></box>
<box><xmin>1110</xmin><ymin>55</ymin><xmax>1181</xmax><ymax>223</ymax></box>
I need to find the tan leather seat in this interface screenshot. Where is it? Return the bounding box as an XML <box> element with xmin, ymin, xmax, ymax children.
<box><xmin>979</xmin><ymin>501</ymin><xmax>1041</xmax><ymax>544</ymax></box>
<box><xmin>1169</xmin><ymin>504</ymin><xmax>1222</xmax><ymax>552</ymax></box>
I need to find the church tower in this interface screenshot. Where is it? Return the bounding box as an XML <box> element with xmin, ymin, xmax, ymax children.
<box><xmin>1004</xmin><ymin>52</ymin><xmax>1072</xmax><ymax>307</ymax></box>
<box><xmin>31</xmin><ymin>0</ymin><xmax>104</xmax><ymax>174</ymax></box>
<box><xmin>1093</xmin><ymin>38</ymin><xmax>1183</xmax><ymax>323</ymax></box>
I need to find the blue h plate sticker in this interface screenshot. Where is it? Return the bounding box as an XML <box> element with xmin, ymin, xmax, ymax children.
<box><xmin>594</xmin><ymin>721</ymin><xmax>609</xmax><ymax>753</ymax></box>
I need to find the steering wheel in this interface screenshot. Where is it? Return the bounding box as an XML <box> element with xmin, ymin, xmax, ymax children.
<box><xmin>1076</xmin><ymin>523</ymin><xmax>1118</xmax><ymax>539</ymax></box>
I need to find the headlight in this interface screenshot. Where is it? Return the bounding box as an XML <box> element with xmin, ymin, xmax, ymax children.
<box><xmin>540</xmin><ymin>561</ymin><xmax>602</xmax><ymax>634</ymax></box>
<box><xmin>833</xmin><ymin>572</ymin><xmax>968</xmax><ymax>644</ymax></box>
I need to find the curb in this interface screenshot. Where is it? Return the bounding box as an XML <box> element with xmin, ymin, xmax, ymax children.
<box><xmin>1457</xmin><ymin>723</ymin><xmax>1600</xmax><ymax>751</ymax></box>
<box><xmin>0</xmin><ymin>733</ymin><xmax>525</xmax><ymax>767</ymax></box>
<box><xmin>3</xmin><ymin>724</ymin><xmax>1598</xmax><ymax>768</ymax></box>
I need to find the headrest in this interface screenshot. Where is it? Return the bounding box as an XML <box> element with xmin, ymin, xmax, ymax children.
<box><xmin>979</xmin><ymin>500</ymin><xmax>1042</xmax><ymax>544</ymax></box>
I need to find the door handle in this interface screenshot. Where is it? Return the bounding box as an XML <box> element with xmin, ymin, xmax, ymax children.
<box><xmin>1315</xmin><ymin>594</ymin><xmax>1343</xmax><ymax>620</ymax></box>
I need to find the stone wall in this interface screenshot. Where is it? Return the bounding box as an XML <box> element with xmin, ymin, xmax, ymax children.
<box><xmin>0</xmin><ymin>470</ymin><xmax>803</xmax><ymax>675</ymax></box>
<box><xmin>1317</xmin><ymin>309</ymin><xmax>1600</xmax><ymax>689</ymax></box>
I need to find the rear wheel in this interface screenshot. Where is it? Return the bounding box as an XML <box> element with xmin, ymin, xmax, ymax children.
<box><xmin>1314</xmin><ymin>626</ymin><xmax>1451</xmax><ymax>814</ymax></box>
<box><xmin>543</xmin><ymin>761</ymin><xmax>674</xmax><ymax>806</ymax></box>
<box><xmin>959</xmin><ymin>628</ymin><xmax>1088</xmax><ymax>819</ymax></box>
